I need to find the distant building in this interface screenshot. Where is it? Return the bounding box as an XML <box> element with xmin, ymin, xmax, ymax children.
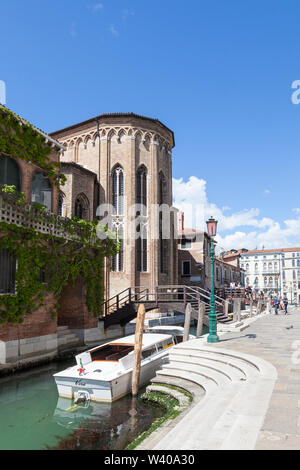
<box><xmin>239</xmin><ymin>247</ymin><xmax>300</xmax><ymax>303</ymax></box>
<box><xmin>177</xmin><ymin>213</ymin><xmax>244</xmax><ymax>290</ymax></box>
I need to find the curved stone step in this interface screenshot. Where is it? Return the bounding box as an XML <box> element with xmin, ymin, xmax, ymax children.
<box><xmin>169</xmin><ymin>349</ymin><xmax>254</xmax><ymax>380</ymax></box>
<box><xmin>155</xmin><ymin>368</ymin><xmax>218</xmax><ymax>396</ymax></box>
<box><xmin>151</xmin><ymin>375</ymin><xmax>205</xmax><ymax>400</ymax></box>
<box><xmin>174</xmin><ymin>347</ymin><xmax>260</xmax><ymax>380</ymax></box>
<box><xmin>168</xmin><ymin>353</ymin><xmax>246</xmax><ymax>382</ymax></box>
<box><xmin>161</xmin><ymin>361</ymin><xmax>232</xmax><ymax>387</ymax></box>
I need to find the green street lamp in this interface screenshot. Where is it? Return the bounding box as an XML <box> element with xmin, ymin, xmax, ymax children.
<box><xmin>275</xmin><ymin>274</ymin><xmax>279</xmax><ymax>295</ymax></box>
<box><xmin>206</xmin><ymin>217</ymin><xmax>219</xmax><ymax>343</ymax></box>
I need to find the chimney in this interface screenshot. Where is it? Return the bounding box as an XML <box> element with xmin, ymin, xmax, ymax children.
<box><xmin>178</xmin><ymin>211</ymin><xmax>184</xmax><ymax>232</ymax></box>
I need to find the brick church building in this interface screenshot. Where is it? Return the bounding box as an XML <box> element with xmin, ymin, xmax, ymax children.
<box><xmin>50</xmin><ymin>113</ymin><xmax>178</xmax><ymax>303</ymax></box>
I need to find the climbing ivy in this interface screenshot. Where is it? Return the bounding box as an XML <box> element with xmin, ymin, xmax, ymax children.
<box><xmin>0</xmin><ymin>106</ymin><xmax>66</xmax><ymax>186</ymax></box>
<box><xmin>0</xmin><ymin>187</ymin><xmax>119</xmax><ymax>324</ymax></box>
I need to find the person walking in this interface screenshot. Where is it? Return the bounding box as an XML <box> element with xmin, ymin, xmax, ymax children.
<box><xmin>283</xmin><ymin>296</ymin><xmax>288</xmax><ymax>315</ymax></box>
<box><xmin>273</xmin><ymin>297</ymin><xmax>279</xmax><ymax>315</ymax></box>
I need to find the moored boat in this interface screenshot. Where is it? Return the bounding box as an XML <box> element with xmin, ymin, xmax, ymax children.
<box><xmin>53</xmin><ymin>333</ymin><xmax>174</xmax><ymax>403</ymax></box>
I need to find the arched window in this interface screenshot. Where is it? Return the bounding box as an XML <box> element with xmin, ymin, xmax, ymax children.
<box><xmin>246</xmin><ymin>263</ymin><xmax>249</xmax><ymax>272</ymax></box>
<box><xmin>112</xmin><ymin>221</ymin><xmax>124</xmax><ymax>272</ymax></box>
<box><xmin>268</xmin><ymin>262</ymin><xmax>272</xmax><ymax>272</ymax></box>
<box><xmin>136</xmin><ymin>165</ymin><xmax>147</xmax><ymax>210</ymax></box>
<box><xmin>74</xmin><ymin>193</ymin><xmax>89</xmax><ymax>220</ymax></box>
<box><xmin>112</xmin><ymin>166</ymin><xmax>124</xmax><ymax>215</ymax></box>
<box><xmin>263</xmin><ymin>262</ymin><xmax>267</xmax><ymax>272</ymax></box>
<box><xmin>58</xmin><ymin>191</ymin><xmax>66</xmax><ymax>217</ymax></box>
<box><xmin>136</xmin><ymin>166</ymin><xmax>148</xmax><ymax>272</ymax></box>
<box><xmin>255</xmin><ymin>263</ymin><xmax>258</xmax><ymax>272</ymax></box>
<box><xmin>0</xmin><ymin>155</ymin><xmax>21</xmax><ymax>191</ymax></box>
<box><xmin>32</xmin><ymin>173</ymin><xmax>52</xmax><ymax>211</ymax></box>
<box><xmin>264</xmin><ymin>277</ymin><xmax>267</xmax><ymax>286</ymax></box>
<box><xmin>159</xmin><ymin>171</ymin><xmax>168</xmax><ymax>274</ymax></box>
<box><xmin>111</xmin><ymin>166</ymin><xmax>124</xmax><ymax>272</ymax></box>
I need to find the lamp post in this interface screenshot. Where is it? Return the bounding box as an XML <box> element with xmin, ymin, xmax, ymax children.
<box><xmin>206</xmin><ymin>217</ymin><xmax>219</xmax><ymax>343</ymax></box>
<box><xmin>275</xmin><ymin>274</ymin><xmax>279</xmax><ymax>296</ymax></box>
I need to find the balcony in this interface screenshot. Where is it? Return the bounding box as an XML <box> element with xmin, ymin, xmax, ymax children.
<box><xmin>0</xmin><ymin>192</ymin><xmax>82</xmax><ymax>240</ymax></box>
<box><xmin>262</xmin><ymin>270</ymin><xmax>280</xmax><ymax>275</ymax></box>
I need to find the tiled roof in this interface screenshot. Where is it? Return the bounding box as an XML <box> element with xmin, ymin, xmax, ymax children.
<box><xmin>60</xmin><ymin>161</ymin><xmax>97</xmax><ymax>177</ymax></box>
<box><xmin>240</xmin><ymin>247</ymin><xmax>300</xmax><ymax>254</ymax></box>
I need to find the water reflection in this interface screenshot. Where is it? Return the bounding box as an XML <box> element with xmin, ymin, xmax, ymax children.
<box><xmin>0</xmin><ymin>360</ymin><xmax>163</xmax><ymax>450</ymax></box>
<box><xmin>50</xmin><ymin>394</ymin><xmax>162</xmax><ymax>450</ymax></box>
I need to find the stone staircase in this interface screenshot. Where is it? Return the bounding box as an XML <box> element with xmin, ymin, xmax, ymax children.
<box><xmin>190</xmin><ymin>299</ymin><xmax>233</xmax><ymax>324</ymax></box>
<box><xmin>57</xmin><ymin>326</ymin><xmax>81</xmax><ymax>351</ymax></box>
<box><xmin>138</xmin><ymin>339</ymin><xmax>277</xmax><ymax>450</ymax></box>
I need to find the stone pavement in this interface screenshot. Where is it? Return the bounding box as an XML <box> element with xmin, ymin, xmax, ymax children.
<box><xmin>212</xmin><ymin>306</ymin><xmax>300</xmax><ymax>450</ymax></box>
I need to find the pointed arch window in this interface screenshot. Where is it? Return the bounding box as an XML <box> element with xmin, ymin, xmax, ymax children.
<box><xmin>74</xmin><ymin>193</ymin><xmax>89</xmax><ymax>220</ymax></box>
<box><xmin>0</xmin><ymin>155</ymin><xmax>21</xmax><ymax>191</ymax></box>
<box><xmin>112</xmin><ymin>221</ymin><xmax>124</xmax><ymax>272</ymax></box>
<box><xmin>159</xmin><ymin>171</ymin><xmax>168</xmax><ymax>274</ymax></box>
<box><xmin>112</xmin><ymin>166</ymin><xmax>124</xmax><ymax>215</ymax></box>
<box><xmin>32</xmin><ymin>173</ymin><xmax>52</xmax><ymax>211</ymax></box>
<box><xmin>137</xmin><ymin>165</ymin><xmax>147</xmax><ymax>211</ymax></box>
<box><xmin>58</xmin><ymin>191</ymin><xmax>66</xmax><ymax>217</ymax></box>
<box><xmin>111</xmin><ymin>166</ymin><xmax>125</xmax><ymax>272</ymax></box>
<box><xmin>136</xmin><ymin>166</ymin><xmax>148</xmax><ymax>272</ymax></box>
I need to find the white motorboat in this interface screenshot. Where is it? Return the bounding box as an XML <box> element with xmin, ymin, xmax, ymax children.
<box><xmin>53</xmin><ymin>333</ymin><xmax>174</xmax><ymax>403</ymax></box>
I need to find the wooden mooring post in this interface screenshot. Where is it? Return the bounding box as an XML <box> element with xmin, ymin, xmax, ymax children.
<box><xmin>132</xmin><ymin>303</ymin><xmax>146</xmax><ymax>397</ymax></box>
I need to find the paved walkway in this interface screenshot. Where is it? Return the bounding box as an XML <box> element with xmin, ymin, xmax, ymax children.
<box><xmin>138</xmin><ymin>307</ymin><xmax>300</xmax><ymax>450</ymax></box>
<box><xmin>212</xmin><ymin>306</ymin><xmax>300</xmax><ymax>450</ymax></box>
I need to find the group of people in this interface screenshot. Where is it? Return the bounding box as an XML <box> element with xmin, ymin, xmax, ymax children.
<box><xmin>271</xmin><ymin>295</ymin><xmax>288</xmax><ymax>315</ymax></box>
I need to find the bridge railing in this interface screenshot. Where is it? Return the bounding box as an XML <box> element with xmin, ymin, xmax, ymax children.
<box><xmin>101</xmin><ymin>284</ymin><xmax>226</xmax><ymax>318</ymax></box>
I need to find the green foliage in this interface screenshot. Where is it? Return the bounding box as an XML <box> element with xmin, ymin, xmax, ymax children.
<box><xmin>0</xmin><ymin>107</ymin><xmax>66</xmax><ymax>186</ymax></box>
<box><xmin>125</xmin><ymin>391</ymin><xmax>181</xmax><ymax>450</ymax></box>
<box><xmin>0</xmin><ymin>188</ymin><xmax>119</xmax><ymax>324</ymax></box>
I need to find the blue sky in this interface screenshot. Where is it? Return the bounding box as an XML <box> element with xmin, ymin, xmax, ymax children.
<box><xmin>1</xmin><ymin>0</ymin><xmax>300</xmax><ymax>249</ymax></box>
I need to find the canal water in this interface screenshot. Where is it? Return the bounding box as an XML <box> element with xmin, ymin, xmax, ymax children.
<box><xmin>0</xmin><ymin>360</ymin><xmax>164</xmax><ymax>450</ymax></box>
<box><xmin>0</xmin><ymin>325</ymin><xmax>208</xmax><ymax>450</ymax></box>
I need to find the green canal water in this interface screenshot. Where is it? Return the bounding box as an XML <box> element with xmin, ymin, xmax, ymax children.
<box><xmin>0</xmin><ymin>325</ymin><xmax>208</xmax><ymax>450</ymax></box>
<box><xmin>0</xmin><ymin>360</ymin><xmax>164</xmax><ymax>450</ymax></box>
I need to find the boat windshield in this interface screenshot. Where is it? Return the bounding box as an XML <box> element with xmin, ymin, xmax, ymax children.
<box><xmin>91</xmin><ymin>344</ymin><xmax>134</xmax><ymax>362</ymax></box>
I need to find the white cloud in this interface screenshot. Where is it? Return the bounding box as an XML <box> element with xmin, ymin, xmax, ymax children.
<box><xmin>173</xmin><ymin>175</ymin><xmax>300</xmax><ymax>251</ymax></box>
<box><xmin>264</xmin><ymin>189</ymin><xmax>271</xmax><ymax>194</ymax></box>
<box><xmin>88</xmin><ymin>3</ymin><xmax>103</xmax><ymax>12</ymax></box>
<box><xmin>110</xmin><ymin>25</ymin><xmax>119</xmax><ymax>37</ymax></box>
<box><xmin>122</xmin><ymin>9</ymin><xmax>135</xmax><ymax>20</ymax></box>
